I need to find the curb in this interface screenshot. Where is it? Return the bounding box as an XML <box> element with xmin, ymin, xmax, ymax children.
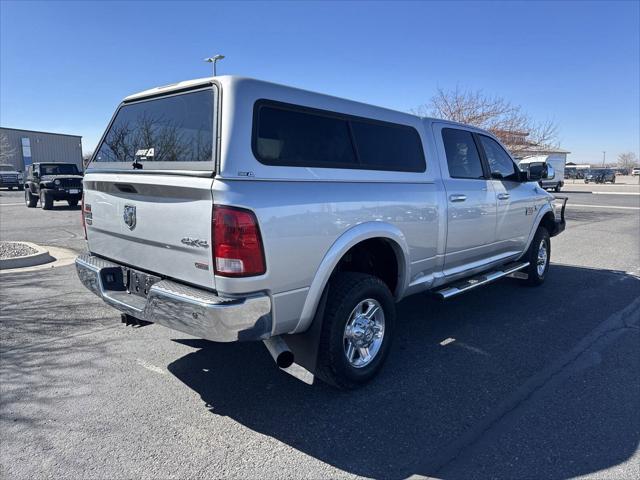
<box><xmin>0</xmin><ymin>242</ymin><xmax>55</xmax><ymax>270</ymax></box>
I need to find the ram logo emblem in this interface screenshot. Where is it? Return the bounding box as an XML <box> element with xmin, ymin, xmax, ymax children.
<box><xmin>123</xmin><ymin>205</ymin><xmax>137</xmax><ymax>230</ymax></box>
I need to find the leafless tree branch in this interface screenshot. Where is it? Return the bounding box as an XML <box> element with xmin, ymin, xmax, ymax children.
<box><xmin>412</xmin><ymin>87</ymin><xmax>560</xmax><ymax>157</ymax></box>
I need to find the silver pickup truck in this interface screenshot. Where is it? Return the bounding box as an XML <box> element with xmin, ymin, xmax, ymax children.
<box><xmin>76</xmin><ymin>76</ymin><xmax>566</xmax><ymax>389</ymax></box>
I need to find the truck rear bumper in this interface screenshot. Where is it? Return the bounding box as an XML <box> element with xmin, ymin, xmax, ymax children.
<box><xmin>75</xmin><ymin>254</ymin><xmax>272</xmax><ymax>342</ymax></box>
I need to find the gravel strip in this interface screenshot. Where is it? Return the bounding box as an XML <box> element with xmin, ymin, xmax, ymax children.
<box><xmin>0</xmin><ymin>242</ymin><xmax>37</xmax><ymax>259</ymax></box>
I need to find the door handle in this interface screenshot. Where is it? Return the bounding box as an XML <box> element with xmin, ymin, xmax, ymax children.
<box><xmin>497</xmin><ymin>193</ymin><xmax>510</xmax><ymax>200</ymax></box>
<box><xmin>449</xmin><ymin>194</ymin><xmax>467</xmax><ymax>202</ymax></box>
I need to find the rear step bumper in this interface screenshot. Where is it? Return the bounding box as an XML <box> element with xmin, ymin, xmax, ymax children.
<box><xmin>75</xmin><ymin>254</ymin><xmax>272</xmax><ymax>342</ymax></box>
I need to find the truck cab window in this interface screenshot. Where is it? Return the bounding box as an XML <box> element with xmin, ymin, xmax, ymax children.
<box><xmin>441</xmin><ymin>128</ymin><xmax>484</xmax><ymax>179</ymax></box>
<box><xmin>479</xmin><ymin>135</ymin><xmax>517</xmax><ymax>179</ymax></box>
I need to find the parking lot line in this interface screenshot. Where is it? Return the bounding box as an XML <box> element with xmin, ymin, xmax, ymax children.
<box><xmin>568</xmin><ymin>203</ymin><xmax>640</xmax><ymax>210</ymax></box>
<box><xmin>0</xmin><ymin>202</ymin><xmax>25</xmax><ymax>206</ymax></box>
<box><xmin>592</xmin><ymin>191</ymin><xmax>640</xmax><ymax>196</ymax></box>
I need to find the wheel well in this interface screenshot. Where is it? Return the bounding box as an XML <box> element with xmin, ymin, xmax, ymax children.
<box><xmin>333</xmin><ymin>238</ymin><xmax>400</xmax><ymax>296</ymax></box>
<box><xmin>539</xmin><ymin>211</ymin><xmax>555</xmax><ymax>235</ymax></box>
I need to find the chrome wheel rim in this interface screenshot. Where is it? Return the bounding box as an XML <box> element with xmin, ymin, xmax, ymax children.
<box><xmin>537</xmin><ymin>239</ymin><xmax>548</xmax><ymax>276</ymax></box>
<box><xmin>343</xmin><ymin>298</ymin><xmax>385</xmax><ymax>368</ymax></box>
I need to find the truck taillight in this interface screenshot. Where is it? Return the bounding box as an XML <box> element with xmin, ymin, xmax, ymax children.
<box><xmin>213</xmin><ymin>205</ymin><xmax>266</xmax><ymax>277</ymax></box>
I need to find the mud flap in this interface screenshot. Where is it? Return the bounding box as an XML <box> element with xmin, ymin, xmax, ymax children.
<box><xmin>282</xmin><ymin>287</ymin><xmax>329</xmax><ymax>378</ymax></box>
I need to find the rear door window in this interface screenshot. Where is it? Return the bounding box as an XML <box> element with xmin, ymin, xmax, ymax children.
<box><xmin>441</xmin><ymin>128</ymin><xmax>485</xmax><ymax>179</ymax></box>
<box><xmin>92</xmin><ymin>88</ymin><xmax>215</xmax><ymax>170</ymax></box>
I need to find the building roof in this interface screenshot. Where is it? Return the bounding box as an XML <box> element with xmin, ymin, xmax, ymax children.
<box><xmin>516</xmin><ymin>145</ymin><xmax>571</xmax><ymax>155</ymax></box>
<box><xmin>0</xmin><ymin>126</ymin><xmax>82</xmax><ymax>138</ymax></box>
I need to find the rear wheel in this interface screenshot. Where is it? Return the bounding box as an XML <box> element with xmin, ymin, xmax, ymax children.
<box><xmin>554</xmin><ymin>184</ymin><xmax>562</xmax><ymax>192</ymax></box>
<box><xmin>316</xmin><ymin>272</ymin><xmax>396</xmax><ymax>389</ymax></box>
<box><xmin>40</xmin><ymin>190</ymin><xmax>53</xmax><ymax>210</ymax></box>
<box><xmin>25</xmin><ymin>189</ymin><xmax>37</xmax><ymax>208</ymax></box>
<box><xmin>521</xmin><ymin>227</ymin><xmax>550</xmax><ymax>286</ymax></box>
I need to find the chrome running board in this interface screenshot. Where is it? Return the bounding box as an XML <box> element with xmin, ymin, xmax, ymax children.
<box><xmin>435</xmin><ymin>261</ymin><xmax>530</xmax><ymax>299</ymax></box>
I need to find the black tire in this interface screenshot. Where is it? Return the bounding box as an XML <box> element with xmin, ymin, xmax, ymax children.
<box><xmin>25</xmin><ymin>189</ymin><xmax>37</xmax><ymax>208</ymax></box>
<box><xmin>316</xmin><ymin>272</ymin><xmax>396</xmax><ymax>389</ymax></box>
<box><xmin>8</xmin><ymin>186</ymin><xmax>13</xmax><ymax>191</ymax></box>
<box><xmin>554</xmin><ymin>184</ymin><xmax>562</xmax><ymax>193</ymax></box>
<box><xmin>18</xmin><ymin>185</ymin><xmax>24</xmax><ymax>191</ymax></box>
<box><xmin>67</xmin><ymin>199</ymin><xmax>79</xmax><ymax>208</ymax></box>
<box><xmin>40</xmin><ymin>190</ymin><xmax>53</xmax><ymax>210</ymax></box>
<box><xmin>521</xmin><ymin>227</ymin><xmax>550</xmax><ymax>286</ymax></box>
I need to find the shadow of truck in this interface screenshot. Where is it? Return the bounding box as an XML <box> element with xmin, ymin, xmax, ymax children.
<box><xmin>167</xmin><ymin>264</ymin><xmax>640</xmax><ymax>479</ymax></box>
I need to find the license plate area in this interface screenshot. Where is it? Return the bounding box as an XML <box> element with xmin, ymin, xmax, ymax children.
<box><xmin>69</xmin><ymin>188</ymin><xmax>80</xmax><ymax>194</ymax></box>
<box><xmin>122</xmin><ymin>267</ymin><xmax>161</xmax><ymax>298</ymax></box>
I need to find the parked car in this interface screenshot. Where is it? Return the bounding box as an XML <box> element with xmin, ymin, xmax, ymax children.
<box><xmin>584</xmin><ymin>168</ymin><xmax>616</xmax><ymax>184</ymax></box>
<box><xmin>564</xmin><ymin>167</ymin><xmax>577</xmax><ymax>179</ymax></box>
<box><xmin>0</xmin><ymin>164</ymin><xmax>23</xmax><ymax>190</ymax></box>
<box><xmin>632</xmin><ymin>168</ymin><xmax>640</xmax><ymax>176</ymax></box>
<box><xmin>24</xmin><ymin>162</ymin><xmax>83</xmax><ymax>209</ymax></box>
<box><xmin>76</xmin><ymin>76</ymin><xmax>566</xmax><ymax>389</ymax></box>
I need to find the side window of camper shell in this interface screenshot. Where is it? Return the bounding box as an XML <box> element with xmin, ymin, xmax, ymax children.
<box><xmin>253</xmin><ymin>100</ymin><xmax>426</xmax><ymax>173</ymax></box>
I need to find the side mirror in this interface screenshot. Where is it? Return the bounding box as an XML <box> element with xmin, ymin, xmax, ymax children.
<box><xmin>546</xmin><ymin>164</ymin><xmax>556</xmax><ymax>180</ymax></box>
<box><xmin>527</xmin><ymin>162</ymin><xmax>547</xmax><ymax>181</ymax></box>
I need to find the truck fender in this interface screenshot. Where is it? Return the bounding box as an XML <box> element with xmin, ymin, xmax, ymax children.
<box><xmin>292</xmin><ymin>221</ymin><xmax>411</xmax><ymax>335</ymax></box>
<box><xmin>521</xmin><ymin>202</ymin><xmax>554</xmax><ymax>256</ymax></box>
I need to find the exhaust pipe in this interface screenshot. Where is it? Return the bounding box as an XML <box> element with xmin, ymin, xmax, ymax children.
<box><xmin>263</xmin><ymin>336</ymin><xmax>294</xmax><ymax>369</ymax></box>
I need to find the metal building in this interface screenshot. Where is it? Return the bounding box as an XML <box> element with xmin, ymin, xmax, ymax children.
<box><xmin>0</xmin><ymin>127</ymin><xmax>83</xmax><ymax>172</ymax></box>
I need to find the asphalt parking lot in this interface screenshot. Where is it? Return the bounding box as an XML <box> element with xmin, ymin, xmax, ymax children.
<box><xmin>1</xmin><ymin>183</ymin><xmax>639</xmax><ymax>479</ymax></box>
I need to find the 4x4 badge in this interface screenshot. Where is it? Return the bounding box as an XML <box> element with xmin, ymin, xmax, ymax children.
<box><xmin>123</xmin><ymin>205</ymin><xmax>136</xmax><ymax>230</ymax></box>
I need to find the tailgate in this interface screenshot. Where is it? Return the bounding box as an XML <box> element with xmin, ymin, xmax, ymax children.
<box><xmin>84</xmin><ymin>172</ymin><xmax>215</xmax><ymax>290</ymax></box>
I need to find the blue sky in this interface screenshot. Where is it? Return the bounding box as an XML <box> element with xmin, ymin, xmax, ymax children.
<box><xmin>1</xmin><ymin>1</ymin><xmax>638</xmax><ymax>163</ymax></box>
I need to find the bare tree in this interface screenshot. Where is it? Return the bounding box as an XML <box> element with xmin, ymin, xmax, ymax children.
<box><xmin>82</xmin><ymin>150</ymin><xmax>94</xmax><ymax>169</ymax></box>
<box><xmin>0</xmin><ymin>133</ymin><xmax>16</xmax><ymax>164</ymax></box>
<box><xmin>412</xmin><ymin>87</ymin><xmax>559</xmax><ymax>157</ymax></box>
<box><xmin>617</xmin><ymin>151</ymin><xmax>638</xmax><ymax>169</ymax></box>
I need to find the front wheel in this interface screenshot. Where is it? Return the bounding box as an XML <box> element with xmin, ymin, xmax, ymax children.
<box><xmin>40</xmin><ymin>190</ymin><xmax>53</xmax><ymax>210</ymax></box>
<box><xmin>316</xmin><ymin>272</ymin><xmax>396</xmax><ymax>389</ymax></box>
<box><xmin>554</xmin><ymin>184</ymin><xmax>562</xmax><ymax>193</ymax></box>
<box><xmin>25</xmin><ymin>189</ymin><xmax>37</xmax><ymax>208</ymax></box>
<box><xmin>67</xmin><ymin>199</ymin><xmax>79</xmax><ymax>208</ymax></box>
<box><xmin>521</xmin><ymin>227</ymin><xmax>550</xmax><ymax>286</ymax></box>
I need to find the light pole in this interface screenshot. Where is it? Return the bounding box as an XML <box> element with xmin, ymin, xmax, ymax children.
<box><xmin>602</xmin><ymin>151</ymin><xmax>606</xmax><ymax>167</ymax></box>
<box><xmin>204</xmin><ymin>54</ymin><xmax>225</xmax><ymax>76</ymax></box>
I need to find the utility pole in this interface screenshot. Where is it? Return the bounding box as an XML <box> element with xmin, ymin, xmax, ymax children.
<box><xmin>602</xmin><ymin>151</ymin><xmax>606</xmax><ymax>167</ymax></box>
<box><xmin>204</xmin><ymin>54</ymin><xmax>225</xmax><ymax>76</ymax></box>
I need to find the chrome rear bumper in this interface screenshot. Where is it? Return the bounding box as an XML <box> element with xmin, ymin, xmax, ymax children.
<box><xmin>75</xmin><ymin>254</ymin><xmax>272</xmax><ymax>342</ymax></box>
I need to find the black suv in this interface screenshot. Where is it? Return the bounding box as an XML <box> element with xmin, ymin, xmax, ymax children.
<box><xmin>584</xmin><ymin>168</ymin><xmax>616</xmax><ymax>184</ymax></box>
<box><xmin>24</xmin><ymin>162</ymin><xmax>83</xmax><ymax>209</ymax></box>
